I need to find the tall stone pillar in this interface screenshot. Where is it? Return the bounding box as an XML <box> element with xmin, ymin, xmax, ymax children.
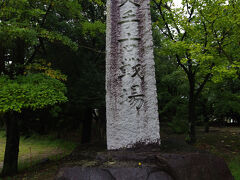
<box><xmin>106</xmin><ymin>0</ymin><xmax>160</xmax><ymax>150</ymax></box>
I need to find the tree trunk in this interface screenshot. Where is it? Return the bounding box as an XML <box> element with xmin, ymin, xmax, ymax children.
<box><xmin>92</xmin><ymin>107</ymin><xmax>106</xmax><ymax>142</ymax></box>
<box><xmin>14</xmin><ymin>39</ymin><xmax>25</xmax><ymax>75</ymax></box>
<box><xmin>187</xmin><ymin>76</ymin><xmax>196</xmax><ymax>144</ymax></box>
<box><xmin>202</xmin><ymin>100</ymin><xmax>209</xmax><ymax>133</ymax></box>
<box><xmin>0</xmin><ymin>44</ymin><xmax>5</xmax><ymax>74</ymax></box>
<box><xmin>204</xmin><ymin>110</ymin><xmax>209</xmax><ymax>133</ymax></box>
<box><xmin>81</xmin><ymin>107</ymin><xmax>92</xmax><ymax>144</ymax></box>
<box><xmin>98</xmin><ymin>107</ymin><xmax>106</xmax><ymax>141</ymax></box>
<box><xmin>204</xmin><ymin>119</ymin><xmax>209</xmax><ymax>133</ymax></box>
<box><xmin>1</xmin><ymin>112</ymin><xmax>20</xmax><ymax>176</ymax></box>
<box><xmin>1</xmin><ymin>38</ymin><xmax>25</xmax><ymax>177</ymax></box>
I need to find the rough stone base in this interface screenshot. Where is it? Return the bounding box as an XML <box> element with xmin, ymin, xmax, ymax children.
<box><xmin>56</xmin><ymin>167</ymin><xmax>172</xmax><ymax>180</ymax></box>
<box><xmin>56</xmin><ymin>147</ymin><xmax>234</xmax><ymax>180</ymax></box>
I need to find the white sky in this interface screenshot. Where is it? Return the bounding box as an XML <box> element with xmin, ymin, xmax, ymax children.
<box><xmin>173</xmin><ymin>0</ymin><xmax>183</xmax><ymax>7</ymax></box>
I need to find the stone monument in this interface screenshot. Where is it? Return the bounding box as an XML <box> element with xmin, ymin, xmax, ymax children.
<box><xmin>106</xmin><ymin>0</ymin><xmax>160</xmax><ymax>150</ymax></box>
<box><xmin>56</xmin><ymin>1</ymin><xmax>234</xmax><ymax>179</ymax></box>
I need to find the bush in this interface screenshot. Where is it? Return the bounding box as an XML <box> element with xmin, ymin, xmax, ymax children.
<box><xmin>168</xmin><ymin>117</ymin><xmax>188</xmax><ymax>134</ymax></box>
<box><xmin>228</xmin><ymin>157</ymin><xmax>240</xmax><ymax>180</ymax></box>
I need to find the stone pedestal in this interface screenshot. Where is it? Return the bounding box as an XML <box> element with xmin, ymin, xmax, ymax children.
<box><xmin>56</xmin><ymin>147</ymin><xmax>234</xmax><ymax>180</ymax></box>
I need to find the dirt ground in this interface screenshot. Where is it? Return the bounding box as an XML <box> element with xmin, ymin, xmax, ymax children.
<box><xmin>2</xmin><ymin>126</ymin><xmax>240</xmax><ymax>180</ymax></box>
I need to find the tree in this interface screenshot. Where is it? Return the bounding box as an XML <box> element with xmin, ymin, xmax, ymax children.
<box><xmin>0</xmin><ymin>0</ymin><xmax>81</xmax><ymax>176</ymax></box>
<box><xmin>0</xmin><ymin>73</ymin><xmax>67</xmax><ymax>176</ymax></box>
<box><xmin>151</xmin><ymin>0</ymin><xmax>240</xmax><ymax>143</ymax></box>
<box><xmin>45</xmin><ymin>0</ymin><xmax>106</xmax><ymax>143</ymax></box>
<box><xmin>153</xmin><ymin>46</ymin><xmax>189</xmax><ymax>133</ymax></box>
<box><xmin>207</xmin><ymin>78</ymin><xmax>240</xmax><ymax>126</ymax></box>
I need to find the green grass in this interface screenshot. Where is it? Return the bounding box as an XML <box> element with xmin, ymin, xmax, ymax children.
<box><xmin>228</xmin><ymin>157</ymin><xmax>240</xmax><ymax>180</ymax></box>
<box><xmin>0</xmin><ymin>131</ymin><xmax>76</xmax><ymax>172</ymax></box>
<box><xmin>1</xmin><ymin>127</ymin><xmax>240</xmax><ymax>180</ymax></box>
<box><xmin>194</xmin><ymin>127</ymin><xmax>240</xmax><ymax>179</ymax></box>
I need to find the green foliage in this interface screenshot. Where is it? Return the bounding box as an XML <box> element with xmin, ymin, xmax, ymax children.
<box><xmin>152</xmin><ymin>0</ymin><xmax>240</xmax><ymax>86</ymax></box>
<box><xmin>168</xmin><ymin>117</ymin><xmax>188</xmax><ymax>134</ymax></box>
<box><xmin>0</xmin><ymin>0</ymin><xmax>79</xmax><ymax>116</ymax></box>
<box><xmin>82</xmin><ymin>20</ymin><xmax>106</xmax><ymax>37</ymax></box>
<box><xmin>0</xmin><ymin>74</ymin><xmax>67</xmax><ymax>113</ymax></box>
<box><xmin>229</xmin><ymin>157</ymin><xmax>240</xmax><ymax>180</ymax></box>
<box><xmin>88</xmin><ymin>0</ymin><xmax>105</xmax><ymax>6</ymax></box>
<box><xmin>206</xmin><ymin>78</ymin><xmax>240</xmax><ymax>122</ymax></box>
<box><xmin>0</xmin><ymin>0</ymin><xmax>107</xmax><ymax>175</ymax></box>
<box><xmin>25</xmin><ymin>59</ymin><xmax>67</xmax><ymax>81</ymax></box>
<box><xmin>0</xmin><ymin>0</ymin><xmax>80</xmax><ymax>50</ymax></box>
<box><xmin>0</xmin><ymin>130</ymin><xmax>76</xmax><ymax>172</ymax></box>
<box><xmin>152</xmin><ymin>0</ymin><xmax>240</xmax><ymax>142</ymax></box>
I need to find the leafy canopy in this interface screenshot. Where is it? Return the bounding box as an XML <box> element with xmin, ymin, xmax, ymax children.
<box><xmin>0</xmin><ymin>0</ymin><xmax>80</xmax><ymax>50</ymax></box>
<box><xmin>0</xmin><ymin>73</ymin><xmax>67</xmax><ymax>113</ymax></box>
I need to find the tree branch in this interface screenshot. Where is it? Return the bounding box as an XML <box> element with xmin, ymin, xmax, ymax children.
<box><xmin>152</xmin><ymin>0</ymin><xmax>190</xmax><ymax>74</ymax></box>
<box><xmin>159</xmin><ymin>28</ymin><xmax>169</xmax><ymax>37</ymax></box>
<box><xmin>159</xmin><ymin>3</ymin><xmax>181</xmax><ymax>35</ymax></box>
<box><xmin>195</xmin><ymin>63</ymin><xmax>214</xmax><ymax>98</ymax></box>
<box><xmin>79</xmin><ymin>45</ymin><xmax>106</xmax><ymax>54</ymax></box>
<box><xmin>176</xmin><ymin>54</ymin><xmax>189</xmax><ymax>74</ymax></box>
<box><xmin>202</xmin><ymin>21</ymin><xmax>208</xmax><ymax>50</ymax></box>
<box><xmin>25</xmin><ymin>1</ymin><xmax>54</xmax><ymax>65</ymax></box>
<box><xmin>40</xmin><ymin>0</ymin><xmax>53</xmax><ymax>27</ymax></box>
<box><xmin>0</xmin><ymin>43</ymin><xmax>5</xmax><ymax>74</ymax></box>
<box><xmin>39</xmin><ymin>37</ymin><xmax>47</xmax><ymax>56</ymax></box>
<box><xmin>25</xmin><ymin>45</ymin><xmax>41</xmax><ymax>66</ymax></box>
<box><xmin>0</xmin><ymin>0</ymin><xmax>6</xmax><ymax>10</ymax></box>
<box><xmin>152</xmin><ymin>0</ymin><xmax>175</xmax><ymax>41</ymax></box>
<box><xmin>181</xmin><ymin>0</ymin><xmax>196</xmax><ymax>41</ymax></box>
<box><xmin>213</xmin><ymin>30</ymin><xmax>233</xmax><ymax>62</ymax></box>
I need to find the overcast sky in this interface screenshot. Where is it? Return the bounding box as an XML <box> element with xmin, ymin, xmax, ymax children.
<box><xmin>173</xmin><ymin>0</ymin><xmax>182</xmax><ymax>7</ymax></box>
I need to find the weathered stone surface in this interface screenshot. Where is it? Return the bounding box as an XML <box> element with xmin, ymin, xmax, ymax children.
<box><xmin>56</xmin><ymin>167</ymin><xmax>172</xmax><ymax>180</ymax></box>
<box><xmin>106</xmin><ymin>0</ymin><xmax>160</xmax><ymax>150</ymax></box>
<box><xmin>56</xmin><ymin>167</ymin><xmax>114</xmax><ymax>180</ymax></box>
<box><xmin>56</xmin><ymin>151</ymin><xmax>234</xmax><ymax>180</ymax></box>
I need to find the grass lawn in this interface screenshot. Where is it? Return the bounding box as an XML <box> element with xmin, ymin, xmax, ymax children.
<box><xmin>195</xmin><ymin>127</ymin><xmax>240</xmax><ymax>180</ymax></box>
<box><xmin>0</xmin><ymin>131</ymin><xmax>76</xmax><ymax>173</ymax></box>
<box><xmin>229</xmin><ymin>157</ymin><xmax>240</xmax><ymax>179</ymax></box>
<box><xmin>0</xmin><ymin>127</ymin><xmax>239</xmax><ymax>180</ymax></box>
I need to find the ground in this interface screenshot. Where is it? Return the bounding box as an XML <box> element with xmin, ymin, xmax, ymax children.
<box><xmin>196</xmin><ymin>127</ymin><xmax>240</xmax><ymax>179</ymax></box>
<box><xmin>0</xmin><ymin>126</ymin><xmax>239</xmax><ymax>180</ymax></box>
<box><xmin>0</xmin><ymin>131</ymin><xmax>76</xmax><ymax>180</ymax></box>
<box><xmin>161</xmin><ymin>126</ymin><xmax>240</xmax><ymax>179</ymax></box>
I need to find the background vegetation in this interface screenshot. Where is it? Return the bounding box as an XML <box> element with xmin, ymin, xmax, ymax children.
<box><xmin>0</xmin><ymin>0</ymin><xmax>239</xmax><ymax>178</ymax></box>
